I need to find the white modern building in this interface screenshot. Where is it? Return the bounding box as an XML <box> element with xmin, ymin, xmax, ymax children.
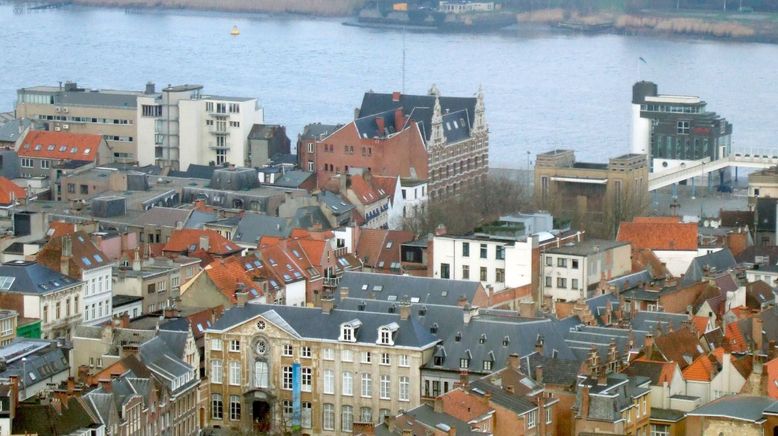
<box><xmin>400</xmin><ymin>179</ymin><xmax>428</xmax><ymax>227</ymax></box>
<box><xmin>137</xmin><ymin>84</ymin><xmax>263</xmax><ymax>170</ymax></box>
<box><xmin>541</xmin><ymin>239</ymin><xmax>631</xmax><ymax>302</ymax></box>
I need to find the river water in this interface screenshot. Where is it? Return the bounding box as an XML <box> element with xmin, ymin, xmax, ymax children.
<box><xmin>1</xmin><ymin>4</ymin><xmax>776</xmax><ymax>168</ymax></box>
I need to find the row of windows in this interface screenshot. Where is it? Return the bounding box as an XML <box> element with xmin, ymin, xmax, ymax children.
<box><xmin>431</xmin><ymin>156</ymin><xmax>485</xmax><ymax>180</ymax></box>
<box><xmin>440</xmin><ymin>263</ymin><xmax>504</xmax><ymax>283</ymax></box>
<box><xmin>462</xmin><ymin>242</ymin><xmax>505</xmax><ymax>260</ymax></box>
<box><xmin>545</xmin><ymin>256</ymin><xmax>579</xmax><ymax>269</ymax></box>
<box><xmin>544</xmin><ymin>276</ymin><xmax>580</xmax><ymax>290</ymax></box>
<box><xmin>205</xmin><ymin>102</ymin><xmax>241</xmax><ymax>114</ymax></box>
<box><xmin>84</xmin><ymin>299</ymin><xmax>111</xmax><ymax>322</ymax></box>
<box><xmin>322</xmin><ymin>370</ymin><xmax>410</xmax><ymax>401</ymax></box>
<box><xmin>42</xmin><ymin>293</ymin><xmax>78</xmax><ymax>324</ymax></box>
<box><xmin>37</xmin><ymin>114</ymin><xmax>132</xmax><ymax>125</ymax></box>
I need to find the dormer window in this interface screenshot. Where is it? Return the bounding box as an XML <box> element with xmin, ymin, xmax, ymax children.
<box><xmin>455</xmin><ymin>332</ymin><xmax>462</xmax><ymax>342</ymax></box>
<box><xmin>502</xmin><ymin>336</ymin><xmax>510</xmax><ymax>346</ymax></box>
<box><xmin>430</xmin><ymin>323</ymin><xmax>439</xmax><ymax>334</ymax></box>
<box><xmin>377</xmin><ymin>322</ymin><xmax>399</xmax><ymax>346</ymax></box>
<box><xmin>479</xmin><ymin>334</ymin><xmax>487</xmax><ymax>344</ymax></box>
<box><xmin>340</xmin><ymin>320</ymin><xmax>362</xmax><ymax>342</ymax></box>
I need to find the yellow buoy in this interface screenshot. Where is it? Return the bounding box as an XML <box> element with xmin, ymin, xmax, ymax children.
<box><xmin>231</xmin><ymin>25</ymin><xmax>240</xmax><ymax>36</ymax></box>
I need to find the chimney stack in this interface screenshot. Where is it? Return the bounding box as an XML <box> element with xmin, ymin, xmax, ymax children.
<box><xmin>321</xmin><ymin>295</ymin><xmax>334</xmax><ymax>314</ymax></box>
<box><xmin>458</xmin><ymin>370</ymin><xmax>469</xmax><ymax>389</ymax></box>
<box><xmin>535</xmin><ymin>364</ymin><xmax>544</xmax><ymax>383</ymax></box>
<box><xmin>99</xmin><ymin>378</ymin><xmax>112</xmax><ymax>393</ymax></box>
<box><xmin>235</xmin><ymin>291</ymin><xmax>249</xmax><ymax>308</ymax></box>
<box><xmin>339</xmin><ymin>286</ymin><xmax>349</xmax><ymax>300</ymax></box>
<box><xmin>60</xmin><ymin>234</ymin><xmax>72</xmax><ymax>277</ymax></box>
<box><xmin>753</xmin><ymin>316</ymin><xmax>764</xmax><ymax>352</ymax></box>
<box><xmin>580</xmin><ymin>385</ymin><xmax>590</xmax><ymax>418</ymax></box>
<box><xmin>132</xmin><ymin>247</ymin><xmax>141</xmax><ymax>272</ymax></box>
<box><xmin>644</xmin><ymin>333</ymin><xmax>654</xmax><ymax>354</ymax></box>
<box><xmin>375</xmin><ymin>117</ymin><xmax>385</xmax><ymax>136</ymax></box>
<box><xmin>535</xmin><ymin>334</ymin><xmax>544</xmax><ymax>354</ymax></box>
<box><xmin>399</xmin><ymin>301</ymin><xmax>411</xmax><ymax>321</ymax></box>
<box><xmin>507</xmin><ymin>353</ymin><xmax>520</xmax><ymax>370</ymax></box>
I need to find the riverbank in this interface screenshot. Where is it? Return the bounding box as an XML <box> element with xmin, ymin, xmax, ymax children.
<box><xmin>518</xmin><ymin>8</ymin><xmax>778</xmax><ymax>43</ymax></box>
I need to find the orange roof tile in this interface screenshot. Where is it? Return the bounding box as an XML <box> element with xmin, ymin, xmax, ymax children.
<box><xmin>617</xmin><ymin>218</ymin><xmax>698</xmax><ymax>251</ymax></box>
<box><xmin>356</xmin><ymin>228</ymin><xmax>414</xmax><ymax>271</ymax></box>
<box><xmin>633</xmin><ymin>216</ymin><xmax>683</xmax><ymax>223</ymax></box>
<box><xmin>0</xmin><ymin>177</ymin><xmax>26</xmax><ymax>205</ymax></box>
<box><xmin>440</xmin><ymin>389</ymin><xmax>493</xmax><ymax>423</ymax></box>
<box><xmin>723</xmin><ymin>322</ymin><xmax>748</xmax><ymax>353</ymax></box>
<box><xmin>682</xmin><ymin>355</ymin><xmax>714</xmax><ymax>382</ymax></box>
<box><xmin>204</xmin><ymin>260</ymin><xmax>264</xmax><ymax>303</ymax></box>
<box><xmin>692</xmin><ymin>316</ymin><xmax>710</xmax><ymax>335</ymax></box>
<box><xmin>18</xmin><ymin>130</ymin><xmax>102</xmax><ymax>161</ymax></box>
<box><xmin>163</xmin><ymin>229</ymin><xmax>241</xmax><ymax>256</ymax></box>
<box><xmin>46</xmin><ymin>221</ymin><xmax>78</xmax><ymax>238</ymax></box>
<box><xmin>350</xmin><ymin>175</ymin><xmax>386</xmax><ymax>205</ymax></box>
<box><xmin>371</xmin><ymin>175</ymin><xmax>398</xmax><ymax>202</ymax></box>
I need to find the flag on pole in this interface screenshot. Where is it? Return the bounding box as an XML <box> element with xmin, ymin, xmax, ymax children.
<box><xmin>639</xmin><ymin>57</ymin><xmax>647</xmax><ymax>64</ymax></box>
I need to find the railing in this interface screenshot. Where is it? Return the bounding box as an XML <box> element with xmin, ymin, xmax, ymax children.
<box><xmin>648</xmin><ymin>149</ymin><xmax>778</xmax><ymax>191</ymax></box>
<box><xmin>323</xmin><ymin>277</ymin><xmax>340</xmax><ymax>288</ymax></box>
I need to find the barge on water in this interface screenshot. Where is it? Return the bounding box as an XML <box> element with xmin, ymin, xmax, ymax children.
<box><xmin>355</xmin><ymin>0</ymin><xmax>517</xmax><ymax>32</ymax></box>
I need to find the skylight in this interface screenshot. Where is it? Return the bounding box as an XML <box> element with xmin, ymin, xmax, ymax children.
<box><xmin>59</xmin><ymin>145</ymin><xmax>67</xmax><ymax>152</ymax></box>
<box><xmin>82</xmin><ymin>257</ymin><xmax>92</xmax><ymax>266</ymax></box>
<box><xmin>70</xmin><ymin>147</ymin><xmax>78</xmax><ymax>153</ymax></box>
<box><xmin>93</xmin><ymin>254</ymin><xmax>103</xmax><ymax>263</ymax></box>
<box><xmin>0</xmin><ymin>276</ymin><xmax>15</xmax><ymax>290</ymax></box>
<box><xmin>84</xmin><ymin>148</ymin><xmax>91</xmax><ymax>155</ymax></box>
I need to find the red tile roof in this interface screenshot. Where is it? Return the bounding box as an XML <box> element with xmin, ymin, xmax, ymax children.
<box><xmin>46</xmin><ymin>221</ymin><xmax>78</xmax><ymax>238</ymax></box>
<box><xmin>350</xmin><ymin>175</ymin><xmax>387</xmax><ymax>205</ymax></box>
<box><xmin>371</xmin><ymin>175</ymin><xmax>399</xmax><ymax>203</ymax></box>
<box><xmin>356</xmin><ymin>228</ymin><xmax>414</xmax><ymax>271</ymax></box>
<box><xmin>692</xmin><ymin>316</ymin><xmax>710</xmax><ymax>335</ymax></box>
<box><xmin>682</xmin><ymin>354</ymin><xmax>714</xmax><ymax>382</ymax></box>
<box><xmin>204</xmin><ymin>260</ymin><xmax>264</xmax><ymax>304</ymax></box>
<box><xmin>440</xmin><ymin>389</ymin><xmax>493</xmax><ymax>423</ymax></box>
<box><xmin>723</xmin><ymin>322</ymin><xmax>748</xmax><ymax>353</ymax></box>
<box><xmin>0</xmin><ymin>177</ymin><xmax>26</xmax><ymax>205</ymax></box>
<box><xmin>18</xmin><ymin>130</ymin><xmax>102</xmax><ymax>161</ymax></box>
<box><xmin>617</xmin><ymin>218</ymin><xmax>698</xmax><ymax>251</ymax></box>
<box><xmin>163</xmin><ymin>229</ymin><xmax>241</xmax><ymax>256</ymax></box>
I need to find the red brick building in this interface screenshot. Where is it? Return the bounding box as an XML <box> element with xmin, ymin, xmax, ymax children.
<box><xmin>299</xmin><ymin>86</ymin><xmax>489</xmax><ymax>200</ymax></box>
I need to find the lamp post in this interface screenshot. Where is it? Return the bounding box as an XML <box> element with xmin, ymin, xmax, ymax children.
<box><xmin>526</xmin><ymin>151</ymin><xmax>532</xmax><ymax>186</ymax></box>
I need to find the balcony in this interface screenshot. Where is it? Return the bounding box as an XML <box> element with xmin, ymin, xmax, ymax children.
<box><xmin>208</xmin><ymin>126</ymin><xmax>230</xmax><ymax>135</ymax></box>
<box><xmin>208</xmin><ymin>143</ymin><xmax>230</xmax><ymax>150</ymax></box>
<box><xmin>206</xmin><ymin>108</ymin><xmax>229</xmax><ymax>118</ymax></box>
<box><xmin>323</xmin><ymin>277</ymin><xmax>340</xmax><ymax>288</ymax></box>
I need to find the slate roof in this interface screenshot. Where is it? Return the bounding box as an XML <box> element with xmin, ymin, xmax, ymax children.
<box><xmin>622</xmin><ymin>358</ymin><xmax>677</xmax><ymax>385</ymax></box>
<box><xmin>112</xmin><ymin>294</ymin><xmax>143</xmax><ymax>308</ymax></box>
<box><xmin>469</xmin><ymin>378</ymin><xmax>538</xmax><ymax>414</ymax></box>
<box><xmin>0</xmin><ymin>260</ymin><xmax>80</xmax><ymax>294</ymax></box>
<box><xmin>210</xmin><ymin>303</ymin><xmax>438</xmax><ymax>349</ymax></box>
<box><xmin>0</xmin><ymin>118</ymin><xmax>33</xmax><ymax>143</ymax></box>
<box><xmin>681</xmin><ymin>249</ymin><xmax>737</xmax><ymax>286</ymax></box>
<box><xmin>13</xmin><ymin>396</ymin><xmax>100</xmax><ymax>435</ymax></box>
<box><xmin>576</xmin><ymin>373</ymin><xmax>650</xmax><ymax>422</ymax></box>
<box><xmin>300</xmin><ymin>123</ymin><xmax>341</xmax><ymax>140</ymax></box>
<box><xmin>318</xmin><ymin>190</ymin><xmax>355</xmax><ymax>216</ymax></box>
<box><xmin>132</xmin><ymin>207</ymin><xmax>192</xmax><ymax>228</ymax></box>
<box><xmin>184</xmin><ymin>209</ymin><xmax>218</xmax><ymax>229</ymax></box>
<box><xmin>169</xmin><ymin>163</ymin><xmax>219</xmax><ymax>179</ymax></box>
<box><xmin>18</xmin><ymin>130</ymin><xmax>102</xmax><ymax>161</ymax></box>
<box><xmin>736</xmin><ymin>245</ymin><xmax>778</xmax><ymax>264</ymax></box>
<box><xmin>337</xmin><ymin>271</ymin><xmax>482</xmax><ymax>306</ymax></box>
<box><xmin>0</xmin><ymin>339</ymin><xmax>70</xmax><ymax>391</ymax></box>
<box><xmin>139</xmin><ymin>336</ymin><xmax>197</xmax><ymax>395</ymax></box>
<box><xmin>519</xmin><ymin>351</ymin><xmax>580</xmax><ymax>386</ymax></box>
<box><xmin>651</xmin><ymin>408</ymin><xmax>686</xmax><ymax>422</ymax></box>
<box><xmin>274</xmin><ymin>170</ymin><xmax>313</xmax><ymax>189</ymax></box>
<box><xmin>688</xmin><ymin>395</ymin><xmax>777</xmax><ymax>422</ymax></box>
<box><xmin>359</xmin><ymin>91</ymin><xmax>476</xmax><ymax>142</ymax></box>
<box><xmin>630</xmin><ymin>311</ymin><xmax>689</xmax><ymax>333</ymax></box>
<box><xmin>233</xmin><ymin>213</ymin><xmax>290</xmax><ymax>243</ymax></box>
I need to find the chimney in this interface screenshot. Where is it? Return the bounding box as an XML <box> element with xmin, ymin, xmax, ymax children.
<box><xmin>321</xmin><ymin>295</ymin><xmax>334</xmax><ymax>314</ymax></box>
<box><xmin>119</xmin><ymin>312</ymin><xmax>130</xmax><ymax>328</ymax></box>
<box><xmin>145</xmin><ymin>81</ymin><xmax>155</xmax><ymax>95</ymax></box>
<box><xmin>753</xmin><ymin>316</ymin><xmax>764</xmax><ymax>352</ymax></box>
<box><xmin>597</xmin><ymin>371</ymin><xmax>608</xmax><ymax>386</ymax></box>
<box><xmin>644</xmin><ymin>333</ymin><xmax>654</xmax><ymax>355</ymax></box>
<box><xmin>99</xmin><ymin>378</ymin><xmax>112</xmax><ymax>393</ymax></box>
<box><xmin>339</xmin><ymin>174</ymin><xmax>348</xmax><ymax>194</ymax></box>
<box><xmin>535</xmin><ymin>335</ymin><xmax>544</xmax><ymax>354</ymax></box>
<box><xmin>580</xmin><ymin>385</ymin><xmax>590</xmax><ymax>418</ymax></box>
<box><xmin>132</xmin><ymin>247</ymin><xmax>141</xmax><ymax>271</ymax></box>
<box><xmin>392</xmin><ymin>91</ymin><xmax>401</xmax><ymax>102</ymax></box>
<box><xmin>122</xmin><ymin>344</ymin><xmax>139</xmax><ymax>359</ymax></box>
<box><xmin>433</xmin><ymin>396</ymin><xmax>444</xmax><ymax>412</ymax></box>
<box><xmin>235</xmin><ymin>291</ymin><xmax>249</xmax><ymax>308</ymax></box>
<box><xmin>199</xmin><ymin>235</ymin><xmax>210</xmax><ymax>251</ymax></box>
<box><xmin>9</xmin><ymin>375</ymin><xmax>19</xmax><ymax>408</ymax></box>
<box><xmin>60</xmin><ymin>234</ymin><xmax>72</xmax><ymax>276</ymax></box>
<box><xmin>375</xmin><ymin>117</ymin><xmax>385</xmax><ymax>136</ymax></box>
<box><xmin>463</xmin><ymin>305</ymin><xmax>479</xmax><ymax>324</ymax></box>
<box><xmin>435</xmin><ymin>224</ymin><xmax>447</xmax><ymax>236</ymax></box>
<box><xmin>394</xmin><ymin>108</ymin><xmax>405</xmax><ymax>130</ymax></box>
<box><xmin>66</xmin><ymin>377</ymin><xmax>75</xmax><ymax>395</ymax></box>
<box><xmin>399</xmin><ymin>301</ymin><xmax>411</xmax><ymax>320</ymax></box>
<box><xmin>457</xmin><ymin>295</ymin><xmax>468</xmax><ymax>307</ymax></box>
<box><xmin>339</xmin><ymin>286</ymin><xmax>349</xmax><ymax>300</ymax></box>
<box><xmin>163</xmin><ymin>307</ymin><xmax>178</xmax><ymax>318</ymax></box>
<box><xmin>507</xmin><ymin>353</ymin><xmax>520</xmax><ymax>370</ymax></box>
<box><xmin>535</xmin><ymin>364</ymin><xmax>544</xmax><ymax>383</ymax></box>
<box><xmin>458</xmin><ymin>370</ymin><xmax>469</xmax><ymax>389</ymax></box>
